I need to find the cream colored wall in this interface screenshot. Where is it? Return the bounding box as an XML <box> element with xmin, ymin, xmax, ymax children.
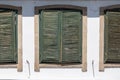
<box><xmin>0</xmin><ymin>0</ymin><xmax>120</xmax><ymax>80</ymax></box>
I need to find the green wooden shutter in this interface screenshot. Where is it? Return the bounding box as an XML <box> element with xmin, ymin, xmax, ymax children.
<box><xmin>40</xmin><ymin>11</ymin><xmax>60</xmax><ymax>63</ymax></box>
<box><xmin>0</xmin><ymin>10</ymin><xmax>17</xmax><ymax>63</ymax></box>
<box><xmin>62</xmin><ymin>11</ymin><xmax>82</xmax><ymax>63</ymax></box>
<box><xmin>104</xmin><ymin>11</ymin><xmax>120</xmax><ymax>63</ymax></box>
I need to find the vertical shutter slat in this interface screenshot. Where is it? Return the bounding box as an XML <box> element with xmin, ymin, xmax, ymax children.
<box><xmin>104</xmin><ymin>14</ymin><xmax>108</xmax><ymax>63</ymax></box>
<box><xmin>12</xmin><ymin>12</ymin><xmax>18</xmax><ymax>63</ymax></box>
<box><xmin>40</xmin><ymin>11</ymin><xmax>60</xmax><ymax>63</ymax></box>
<box><xmin>62</xmin><ymin>11</ymin><xmax>82</xmax><ymax>63</ymax></box>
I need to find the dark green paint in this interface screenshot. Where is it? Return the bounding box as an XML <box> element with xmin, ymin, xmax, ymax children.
<box><xmin>40</xmin><ymin>10</ymin><xmax>60</xmax><ymax>63</ymax></box>
<box><xmin>0</xmin><ymin>9</ymin><xmax>17</xmax><ymax>64</ymax></box>
<box><xmin>62</xmin><ymin>11</ymin><xmax>82</xmax><ymax>63</ymax></box>
<box><xmin>104</xmin><ymin>10</ymin><xmax>120</xmax><ymax>63</ymax></box>
<box><xmin>39</xmin><ymin>10</ymin><xmax>82</xmax><ymax>64</ymax></box>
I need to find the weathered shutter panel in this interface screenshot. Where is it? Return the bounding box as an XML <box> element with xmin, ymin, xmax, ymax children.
<box><xmin>40</xmin><ymin>11</ymin><xmax>60</xmax><ymax>63</ymax></box>
<box><xmin>104</xmin><ymin>11</ymin><xmax>120</xmax><ymax>63</ymax></box>
<box><xmin>0</xmin><ymin>10</ymin><xmax>17</xmax><ymax>63</ymax></box>
<box><xmin>62</xmin><ymin>11</ymin><xmax>82</xmax><ymax>63</ymax></box>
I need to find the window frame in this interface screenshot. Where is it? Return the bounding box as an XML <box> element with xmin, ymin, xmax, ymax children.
<box><xmin>0</xmin><ymin>5</ymin><xmax>22</xmax><ymax>72</ymax></box>
<box><xmin>99</xmin><ymin>4</ymin><xmax>120</xmax><ymax>71</ymax></box>
<box><xmin>35</xmin><ymin>5</ymin><xmax>87</xmax><ymax>72</ymax></box>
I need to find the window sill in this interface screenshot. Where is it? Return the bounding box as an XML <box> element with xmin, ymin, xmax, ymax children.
<box><xmin>99</xmin><ymin>63</ymin><xmax>120</xmax><ymax>71</ymax></box>
<box><xmin>104</xmin><ymin>64</ymin><xmax>120</xmax><ymax>68</ymax></box>
<box><xmin>0</xmin><ymin>64</ymin><xmax>17</xmax><ymax>68</ymax></box>
<box><xmin>39</xmin><ymin>64</ymin><xmax>82</xmax><ymax>68</ymax></box>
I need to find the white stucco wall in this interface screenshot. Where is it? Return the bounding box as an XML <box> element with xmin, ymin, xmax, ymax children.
<box><xmin>0</xmin><ymin>0</ymin><xmax>120</xmax><ymax>80</ymax></box>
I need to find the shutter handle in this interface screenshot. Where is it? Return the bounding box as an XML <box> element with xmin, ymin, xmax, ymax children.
<box><xmin>92</xmin><ymin>60</ymin><xmax>95</xmax><ymax>78</ymax></box>
<box><xmin>26</xmin><ymin>60</ymin><xmax>31</xmax><ymax>79</ymax></box>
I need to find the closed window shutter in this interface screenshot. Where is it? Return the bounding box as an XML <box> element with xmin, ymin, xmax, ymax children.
<box><xmin>0</xmin><ymin>10</ymin><xmax>17</xmax><ymax>63</ymax></box>
<box><xmin>104</xmin><ymin>11</ymin><xmax>120</xmax><ymax>63</ymax></box>
<box><xmin>62</xmin><ymin>11</ymin><xmax>82</xmax><ymax>63</ymax></box>
<box><xmin>40</xmin><ymin>11</ymin><xmax>60</xmax><ymax>63</ymax></box>
<box><xmin>40</xmin><ymin>10</ymin><xmax>82</xmax><ymax>64</ymax></box>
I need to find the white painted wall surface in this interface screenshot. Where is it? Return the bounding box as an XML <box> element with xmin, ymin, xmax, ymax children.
<box><xmin>0</xmin><ymin>0</ymin><xmax>120</xmax><ymax>80</ymax></box>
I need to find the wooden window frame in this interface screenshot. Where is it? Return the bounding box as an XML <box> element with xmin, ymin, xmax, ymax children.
<box><xmin>99</xmin><ymin>4</ymin><xmax>120</xmax><ymax>71</ymax></box>
<box><xmin>0</xmin><ymin>5</ymin><xmax>22</xmax><ymax>72</ymax></box>
<box><xmin>34</xmin><ymin>5</ymin><xmax>87</xmax><ymax>72</ymax></box>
